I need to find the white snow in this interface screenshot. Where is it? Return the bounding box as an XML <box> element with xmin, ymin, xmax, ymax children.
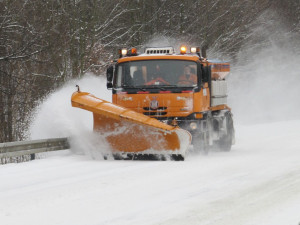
<box><xmin>1</xmin><ymin>120</ymin><xmax>300</xmax><ymax>225</ymax></box>
<box><xmin>30</xmin><ymin>73</ymin><xmax>111</xmax><ymax>140</ymax></box>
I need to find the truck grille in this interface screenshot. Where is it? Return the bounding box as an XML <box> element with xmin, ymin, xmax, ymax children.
<box><xmin>143</xmin><ymin>106</ymin><xmax>168</xmax><ymax>116</ymax></box>
<box><xmin>143</xmin><ymin>107</ymin><xmax>167</xmax><ymax>111</ymax></box>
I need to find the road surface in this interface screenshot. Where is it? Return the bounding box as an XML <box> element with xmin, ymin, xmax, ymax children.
<box><xmin>1</xmin><ymin>120</ymin><xmax>300</xmax><ymax>225</ymax></box>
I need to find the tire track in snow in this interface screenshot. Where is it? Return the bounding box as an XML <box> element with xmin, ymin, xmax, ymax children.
<box><xmin>161</xmin><ymin>168</ymin><xmax>300</xmax><ymax>225</ymax></box>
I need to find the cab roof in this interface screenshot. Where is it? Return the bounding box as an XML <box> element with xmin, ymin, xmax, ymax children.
<box><xmin>117</xmin><ymin>54</ymin><xmax>201</xmax><ymax>63</ymax></box>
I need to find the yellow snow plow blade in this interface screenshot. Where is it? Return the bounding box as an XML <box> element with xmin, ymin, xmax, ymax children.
<box><xmin>71</xmin><ymin>91</ymin><xmax>191</xmax><ymax>160</ymax></box>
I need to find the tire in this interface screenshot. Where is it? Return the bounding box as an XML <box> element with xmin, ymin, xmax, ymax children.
<box><xmin>218</xmin><ymin>112</ymin><xmax>234</xmax><ymax>151</ymax></box>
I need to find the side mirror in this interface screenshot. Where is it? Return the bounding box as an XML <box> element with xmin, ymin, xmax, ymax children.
<box><xmin>202</xmin><ymin>66</ymin><xmax>210</xmax><ymax>83</ymax></box>
<box><xmin>107</xmin><ymin>82</ymin><xmax>113</xmax><ymax>89</ymax></box>
<box><xmin>106</xmin><ymin>65</ymin><xmax>114</xmax><ymax>89</ymax></box>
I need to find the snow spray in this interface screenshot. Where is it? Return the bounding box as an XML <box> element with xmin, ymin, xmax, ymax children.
<box><xmin>29</xmin><ymin>74</ymin><xmax>112</xmax><ymax>159</ymax></box>
<box><xmin>228</xmin><ymin>13</ymin><xmax>300</xmax><ymax>124</ymax></box>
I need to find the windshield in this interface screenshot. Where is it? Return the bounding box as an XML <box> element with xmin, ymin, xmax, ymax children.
<box><xmin>115</xmin><ymin>60</ymin><xmax>198</xmax><ymax>88</ymax></box>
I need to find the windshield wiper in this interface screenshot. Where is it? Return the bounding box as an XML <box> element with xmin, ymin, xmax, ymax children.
<box><xmin>142</xmin><ymin>85</ymin><xmax>178</xmax><ymax>89</ymax></box>
<box><xmin>122</xmin><ymin>85</ymin><xmax>147</xmax><ymax>91</ymax></box>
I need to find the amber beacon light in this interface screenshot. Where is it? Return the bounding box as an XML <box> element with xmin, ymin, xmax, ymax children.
<box><xmin>180</xmin><ymin>45</ymin><xmax>187</xmax><ymax>54</ymax></box>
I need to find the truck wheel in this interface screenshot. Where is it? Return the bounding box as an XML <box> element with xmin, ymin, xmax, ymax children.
<box><xmin>218</xmin><ymin>112</ymin><xmax>234</xmax><ymax>152</ymax></box>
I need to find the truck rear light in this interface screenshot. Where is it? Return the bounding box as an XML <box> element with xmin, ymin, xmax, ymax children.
<box><xmin>181</xmin><ymin>90</ymin><xmax>193</xmax><ymax>93</ymax></box>
<box><xmin>137</xmin><ymin>91</ymin><xmax>149</xmax><ymax>94</ymax></box>
<box><xmin>117</xmin><ymin>91</ymin><xmax>128</xmax><ymax>94</ymax></box>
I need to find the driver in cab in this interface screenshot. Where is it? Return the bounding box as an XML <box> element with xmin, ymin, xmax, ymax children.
<box><xmin>178</xmin><ymin>65</ymin><xmax>197</xmax><ymax>85</ymax></box>
<box><xmin>144</xmin><ymin>65</ymin><xmax>169</xmax><ymax>85</ymax></box>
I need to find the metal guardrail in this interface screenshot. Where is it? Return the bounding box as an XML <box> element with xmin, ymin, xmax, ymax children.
<box><xmin>0</xmin><ymin>138</ymin><xmax>70</xmax><ymax>164</ymax></box>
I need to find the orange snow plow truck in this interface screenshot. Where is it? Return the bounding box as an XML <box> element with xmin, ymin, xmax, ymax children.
<box><xmin>71</xmin><ymin>46</ymin><xmax>235</xmax><ymax>160</ymax></box>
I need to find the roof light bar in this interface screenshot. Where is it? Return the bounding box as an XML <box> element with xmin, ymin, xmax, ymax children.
<box><xmin>190</xmin><ymin>46</ymin><xmax>201</xmax><ymax>56</ymax></box>
<box><xmin>130</xmin><ymin>48</ymin><xmax>137</xmax><ymax>55</ymax></box>
<box><xmin>118</xmin><ymin>48</ymin><xmax>128</xmax><ymax>57</ymax></box>
<box><xmin>180</xmin><ymin>45</ymin><xmax>187</xmax><ymax>54</ymax></box>
<box><xmin>190</xmin><ymin>47</ymin><xmax>200</xmax><ymax>53</ymax></box>
<box><xmin>144</xmin><ymin>47</ymin><xmax>174</xmax><ymax>54</ymax></box>
<box><xmin>121</xmin><ymin>48</ymin><xmax>127</xmax><ymax>56</ymax></box>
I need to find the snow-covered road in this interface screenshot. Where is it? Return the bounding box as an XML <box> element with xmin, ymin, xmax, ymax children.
<box><xmin>1</xmin><ymin>120</ymin><xmax>300</xmax><ymax>225</ymax></box>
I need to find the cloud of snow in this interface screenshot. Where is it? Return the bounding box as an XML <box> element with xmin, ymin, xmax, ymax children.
<box><xmin>228</xmin><ymin>12</ymin><xmax>300</xmax><ymax>124</ymax></box>
<box><xmin>29</xmin><ymin>73</ymin><xmax>112</xmax><ymax>159</ymax></box>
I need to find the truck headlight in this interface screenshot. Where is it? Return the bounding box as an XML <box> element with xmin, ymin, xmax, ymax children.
<box><xmin>190</xmin><ymin>122</ymin><xmax>197</xmax><ymax>130</ymax></box>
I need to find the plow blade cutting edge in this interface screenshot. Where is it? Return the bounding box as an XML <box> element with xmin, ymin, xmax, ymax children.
<box><xmin>71</xmin><ymin>91</ymin><xmax>191</xmax><ymax>160</ymax></box>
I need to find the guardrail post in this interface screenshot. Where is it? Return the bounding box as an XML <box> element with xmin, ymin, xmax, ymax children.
<box><xmin>30</xmin><ymin>153</ymin><xmax>35</xmax><ymax>160</ymax></box>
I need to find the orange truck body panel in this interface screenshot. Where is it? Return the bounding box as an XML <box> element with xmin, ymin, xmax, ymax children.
<box><xmin>113</xmin><ymin>88</ymin><xmax>210</xmax><ymax>117</ymax></box>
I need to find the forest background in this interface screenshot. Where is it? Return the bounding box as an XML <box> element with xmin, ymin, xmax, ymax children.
<box><xmin>0</xmin><ymin>0</ymin><xmax>299</xmax><ymax>142</ymax></box>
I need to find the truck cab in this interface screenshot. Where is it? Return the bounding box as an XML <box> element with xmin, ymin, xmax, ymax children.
<box><xmin>106</xmin><ymin>46</ymin><xmax>234</xmax><ymax>152</ymax></box>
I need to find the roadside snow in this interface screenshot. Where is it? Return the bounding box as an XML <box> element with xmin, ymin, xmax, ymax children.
<box><xmin>1</xmin><ymin>120</ymin><xmax>300</xmax><ymax>225</ymax></box>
